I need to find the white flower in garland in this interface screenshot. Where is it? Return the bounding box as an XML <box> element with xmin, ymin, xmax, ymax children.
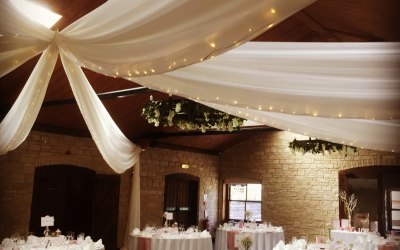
<box><xmin>141</xmin><ymin>99</ymin><xmax>246</xmax><ymax>133</ymax></box>
<box><xmin>289</xmin><ymin>138</ymin><xmax>357</xmax><ymax>156</ymax></box>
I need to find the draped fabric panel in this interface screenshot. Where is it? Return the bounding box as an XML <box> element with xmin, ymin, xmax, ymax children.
<box><xmin>57</xmin><ymin>0</ymin><xmax>316</xmax><ymax>76</ymax></box>
<box><xmin>0</xmin><ymin>43</ymin><xmax>58</xmax><ymax>154</ymax></box>
<box><xmin>0</xmin><ymin>0</ymin><xmax>54</xmax><ymax>77</ymax></box>
<box><xmin>0</xmin><ymin>0</ymin><xmax>399</xmax><ymax>248</ymax></box>
<box><xmin>60</xmin><ymin>50</ymin><xmax>142</xmax><ymax>173</ymax></box>
<box><xmin>133</xmin><ymin>42</ymin><xmax>400</xmax><ymax>120</ymax></box>
<box><xmin>0</xmin><ymin>0</ymin><xmax>313</xmax><ymax>167</ymax></box>
<box><xmin>123</xmin><ymin>161</ymin><xmax>141</xmax><ymax>250</ymax></box>
<box><xmin>132</xmin><ymin>42</ymin><xmax>400</xmax><ymax>152</ymax></box>
<box><xmin>200</xmin><ymin>101</ymin><xmax>400</xmax><ymax>152</ymax></box>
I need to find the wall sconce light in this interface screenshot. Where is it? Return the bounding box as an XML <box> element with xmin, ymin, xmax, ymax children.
<box><xmin>181</xmin><ymin>164</ymin><xmax>189</xmax><ymax>169</ymax></box>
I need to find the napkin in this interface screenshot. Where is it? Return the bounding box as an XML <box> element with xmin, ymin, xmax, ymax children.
<box><xmin>26</xmin><ymin>235</ymin><xmax>38</xmax><ymax>244</ymax></box>
<box><xmin>1</xmin><ymin>238</ymin><xmax>12</xmax><ymax>247</ymax></box>
<box><xmin>292</xmin><ymin>239</ymin><xmax>307</xmax><ymax>249</ymax></box>
<box><xmin>94</xmin><ymin>239</ymin><xmax>104</xmax><ymax>250</ymax></box>
<box><xmin>273</xmin><ymin>240</ymin><xmax>287</xmax><ymax>250</ymax></box>
<box><xmin>83</xmin><ymin>242</ymin><xmax>95</xmax><ymax>250</ymax></box>
<box><xmin>132</xmin><ymin>228</ymin><xmax>141</xmax><ymax>236</ymax></box>
<box><xmin>200</xmin><ymin>230</ymin><xmax>211</xmax><ymax>238</ymax></box>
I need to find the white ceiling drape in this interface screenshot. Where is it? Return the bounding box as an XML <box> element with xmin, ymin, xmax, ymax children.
<box><xmin>1</xmin><ymin>0</ymin><xmax>399</xmax><ymax>244</ymax></box>
<box><xmin>57</xmin><ymin>0</ymin><xmax>312</xmax><ymax>76</ymax></box>
<box><xmin>60</xmin><ymin>48</ymin><xmax>142</xmax><ymax>173</ymax></box>
<box><xmin>0</xmin><ymin>0</ymin><xmax>317</xmax><ymax>171</ymax></box>
<box><xmin>0</xmin><ymin>42</ymin><xmax>58</xmax><ymax>154</ymax></box>
<box><xmin>133</xmin><ymin>42</ymin><xmax>400</xmax><ymax>152</ymax></box>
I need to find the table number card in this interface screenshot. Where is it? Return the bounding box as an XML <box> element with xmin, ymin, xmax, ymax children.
<box><xmin>41</xmin><ymin>215</ymin><xmax>55</xmax><ymax>227</ymax></box>
<box><xmin>166</xmin><ymin>212</ymin><xmax>173</xmax><ymax>221</ymax></box>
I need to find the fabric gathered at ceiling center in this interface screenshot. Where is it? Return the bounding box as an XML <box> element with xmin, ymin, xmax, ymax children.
<box><xmin>1</xmin><ymin>0</ymin><xmax>400</xmax><ymax>248</ymax></box>
<box><xmin>1</xmin><ymin>0</ymin><xmax>400</xmax><ymax>169</ymax></box>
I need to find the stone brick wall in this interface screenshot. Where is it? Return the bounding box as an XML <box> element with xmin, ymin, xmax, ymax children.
<box><xmin>0</xmin><ymin>131</ymin><xmax>220</xmax><ymax>246</ymax></box>
<box><xmin>1</xmin><ymin>129</ymin><xmax>400</xmax><ymax>247</ymax></box>
<box><xmin>0</xmin><ymin>131</ymin><xmax>130</xmax><ymax>247</ymax></box>
<box><xmin>139</xmin><ymin>147</ymin><xmax>219</xmax><ymax>234</ymax></box>
<box><xmin>219</xmin><ymin>131</ymin><xmax>400</xmax><ymax>242</ymax></box>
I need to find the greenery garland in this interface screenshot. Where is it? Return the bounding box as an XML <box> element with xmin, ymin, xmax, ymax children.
<box><xmin>141</xmin><ymin>99</ymin><xmax>246</xmax><ymax>132</ymax></box>
<box><xmin>289</xmin><ymin>138</ymin><xmax>357</xmax><ymax>156</ymax></box>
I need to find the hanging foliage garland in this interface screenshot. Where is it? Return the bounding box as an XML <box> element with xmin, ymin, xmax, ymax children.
<box><xmin>141</xmin><ymin>98</ymin><xmax>246</xmax><ymax>132</ymax></box>
<box><xmin>289</xmin><ymin>138</ymin><xmax>357</xmax><ymax>156</ymax></box>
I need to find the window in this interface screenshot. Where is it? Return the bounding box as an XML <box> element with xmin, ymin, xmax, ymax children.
<box><xmin>389</xmin><ymin>190</ymin><xmax>400</xmax><ymax>231</ymax></box>
<box><xmin>228</xmin><ymin>183</ymin><xmax>262</xmax><ymax>221</ymax></box>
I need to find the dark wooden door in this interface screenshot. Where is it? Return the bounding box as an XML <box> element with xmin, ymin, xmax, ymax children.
<box><xmin>164</xmin><ymin>174</ymin><xmax>199</xmax><ymax>228</ymax></box>
<box><xmin>91</xmin><ymin>174</ymin><xmax>120</xmax><ymax>250</ymax></box>
<box><xmin>29</xmin><ymin>165</ymin><xmax>95</xmax><ymax>236</ymax></box>
<box><xmin>29</xmin><ymin>165</ymin><xmax>120</xmax><ymax>250</ymax></box>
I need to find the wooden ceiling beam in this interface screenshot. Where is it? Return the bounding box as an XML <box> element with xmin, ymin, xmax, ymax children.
<box><xmin>143</xmin><ymin>140</ymin><xmax>221</xmax><ymax>155</ymax></box>
<box><xmin>296</xmin><ymin>11</ymin><xmax>342</xmax><ymax>42</ymax></box>
<box><xmin>43</xmin><ymin>86</ymin><xmax>154</xmax><ymax>106</ymax></box>
<box><xmin>139</xmin><ymin>126</ymin><xmax>277</xmax><ymax>139</ymax></box>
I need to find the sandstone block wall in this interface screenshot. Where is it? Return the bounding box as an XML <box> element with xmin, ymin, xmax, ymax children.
<box><xmin>219</xmin><ymin>131</ymin><xmax>400</xmax><ymax>241</ymax></box>
<box><xmin>0</xmin><ymin>131</ymin><xmax>130</xmax><ymax>247</ymax></box>
<box><xmin>1</xmin><ymin>129</ymin><xmax>399</xmax><ymax>246</ymax></box>
<box><xmin>139</xmin><ymin>147</ymin><xmax>219</xmax><ymax>234</ymax></box>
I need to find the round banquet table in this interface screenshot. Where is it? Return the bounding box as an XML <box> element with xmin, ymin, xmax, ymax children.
<box><xmin>330</xmin><ymin>230</ymin><xmax>370</xmax><ymax>244</ymax></box>
<box><xmin>0</xmin><ymin>236</ymin><xmax>104</xmax><ymax>250</ymax></box>
<box><xmin>131</xmin><ymin>235</ymin><xmax>212</xmax><ymax>250</ymax></box>
<box><xmin>215</xmin><ymin>228</ymin><xmax>284</xmax><ymax>250</ymax></box>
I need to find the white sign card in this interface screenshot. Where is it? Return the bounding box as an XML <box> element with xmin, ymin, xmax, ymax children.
<box><xmin>166</xmin><ymin>212</ymin><xmax>173</xmax><ymax>220</ymax></box>
<box><xmin>41</xmin><ymin>215</ymin><xmax>54</xmax><ymax>227</ymax></box>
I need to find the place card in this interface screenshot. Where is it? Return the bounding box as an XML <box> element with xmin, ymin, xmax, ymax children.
<box><xmin>41</xmin><ymin>215</ymin><xmax>54</xmax><ymax>227</ymax></box>
<box><xmin>165</xmin><ymin>212</ymin><xmax>173</xmax><ymax>220</ymax></box>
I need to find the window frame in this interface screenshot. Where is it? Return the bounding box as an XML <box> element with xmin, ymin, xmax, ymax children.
<box><xmin>387</xmin><ymin>189</ymin><xmax>400</xmax><ymax>232</ymax></box>
<box><xmin>227</xmin><ymin>183</ymin><xmax>262</xmax><ymax>222</ymax></box>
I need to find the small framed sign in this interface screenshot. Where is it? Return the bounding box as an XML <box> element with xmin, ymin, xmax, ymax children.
<box><xmin>166</xmin><ymin>212</ymin><xmax>173</xmax><ymax>220</ymax></box>
<box><xmin>41</xmin><ymin>215</ymin><xmax>54</xmax><ymax>227</ymax></box>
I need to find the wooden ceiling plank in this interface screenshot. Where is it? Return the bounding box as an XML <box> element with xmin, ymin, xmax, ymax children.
<box><xmin>140</xmin><ymin>127</ymin><xmax>276</xmax><ymax>139</ymax></box>
<box><xmin>42</xmin><ymin>87</ymin><xmax>154</xmax><ymax>106</ymax></box>
<box><xmin>296</xmin><ymin>11</ymin><xmax>342</xmax><ymax>42</ymax></box>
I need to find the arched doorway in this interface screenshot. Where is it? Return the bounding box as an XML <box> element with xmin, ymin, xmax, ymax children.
<box><xmin>164</xmin><ymin>173</ymin><xmax>199</xmax><ymax>228</ymax></box>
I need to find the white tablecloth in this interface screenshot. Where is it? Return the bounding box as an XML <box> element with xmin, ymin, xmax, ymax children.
<box><xmin>330</xmin><ymin>230</ymin><xmax>370</xmax><ymax>244</ymax></box>
<box><xmin>1</xmin><ymin>236</ymin><xmax>104</xmax><ymax>250</ymax></box>
<box><xmin>131</xmin><ymin>235</ymin><xmax>212</xmax><ymax>250</ymax></box>
<box><xmin>215</xmin><ymin>228</ymin><xmax>284</xmax><ymax>250</ymax></box>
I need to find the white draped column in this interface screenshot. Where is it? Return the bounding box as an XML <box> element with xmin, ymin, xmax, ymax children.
<box><xmin>123</xmin><ymin>158</ymin><xmax>142</xmax><ymax>250</ymax></box>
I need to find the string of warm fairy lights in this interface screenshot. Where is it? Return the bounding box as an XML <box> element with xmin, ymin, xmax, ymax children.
<box><xmin>62</xmin><ymin>5</ymin><xmax>280</xmax><ymax>78</ymax></box>
<box><xmin>5</xmin><ymin>2</ymin><xmax>398</xmax><ymax>155</ymax></box>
